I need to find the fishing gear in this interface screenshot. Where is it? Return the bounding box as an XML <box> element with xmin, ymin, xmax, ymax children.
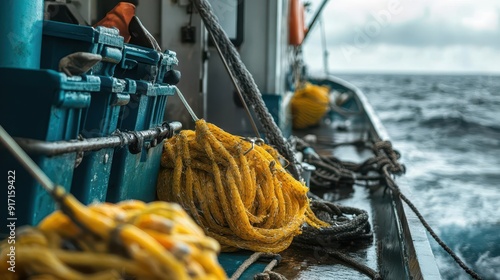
<box><xmin>0</xmin><ymin>125</ymin><xmax>226</xmax><ymax>279</ymax></box>
<box><xmin>156</xmin><ymin>114</ymin><xmax>328</xmax><ymax>253</ymax></box>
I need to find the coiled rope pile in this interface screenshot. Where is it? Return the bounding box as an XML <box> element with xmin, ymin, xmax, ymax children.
<box><xmin>0</xmin><ymin>190</ymin><xmax>226</xmax><ymax>280</ymax></box>
<box><xmin>291</xmin><ymin>83</ymin><xmax>331</xmax><ymax>129</ymax></box>
<box><xmin>157</xmin><ymin>119</ymin><xmax>329</xmax><ymax>253</ymax></box>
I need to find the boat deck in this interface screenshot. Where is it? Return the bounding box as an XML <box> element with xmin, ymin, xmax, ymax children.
<box><xmin>219</xmin><ymin>75</ymin><xmax>442</xmax><ymax>279</ymax></box>
<box><xmin>276</xmin><ymin>119</ymin><xmax>378</xmax><ymax>279</ymax></box>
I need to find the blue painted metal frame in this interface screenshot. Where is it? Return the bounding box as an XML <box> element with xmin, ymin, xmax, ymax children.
<box><xmin>0</xmin><ymin>0</ymin><xmax>44</xmax><ymax>69</ymax></box>
<box><xmin>107</xmin><ymin>82</ymin><xmax>176</xmax><ymax>203</ymax></box>
<box><xmin>0</xmin><ymin>69</ymin><xmax>100</xmax><ymax>232</ymax></box>
<box><xmin>41</xmin><ymin>20</ymin><xmax>123</xmax><ymax>77</ymax></box>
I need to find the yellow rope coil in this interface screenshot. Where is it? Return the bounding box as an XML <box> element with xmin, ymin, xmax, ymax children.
<box><xmin>157</xmin><ymin>119</ymin><xmax>328</xmax><ymax>253</ymax></box>
<box><xmin>0</xmin><ymin>199</ymin><xmax>226</xmax><ymax>280</ymax></box>
<box><xmin>291</xmin><ymin>82</ymin><xmax>330</xmax><ymax>129</ymax></box>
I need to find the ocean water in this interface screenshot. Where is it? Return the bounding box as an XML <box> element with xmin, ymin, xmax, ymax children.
<box><xmin>337</xmin><ymin>74</ymin><xmax>500</xmax><ymax>280</ymax></box>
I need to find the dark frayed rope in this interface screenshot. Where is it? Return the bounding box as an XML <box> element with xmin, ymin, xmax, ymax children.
<box><xmin>292</xmin><ymin>199</ymin><xmax>377</xmax><ymax>279</ymax></box>
<box><xmin>192</xmin><ymin>0</ymin><xmax>302</xmax><ymax>180</ymax></box>
<box><xmin>382</xmin><ymin>165</ymin><xmax>483</xmax><ymax>280</ymax></box>
<box><xmin>301</xmin><ymin>138</ymin><xmax>483</xmax><ymax>279</ymax></box>
<box><xmin>290</xmin><ymin>136</ymin><xmax>379</xmax><ymax>277</ymax></box>
<box><xmin>295</xmin><ymin>200</ymin><xmax>372</xmax><ymax>243</ymax></box>
<box><xmin>373</xmin><ymin>141</ymin><xmax>482</xmax><ymax>280</ymax></box>
<box><xmin>293</xmin><ymin>137</ymin><xmax>384</xmax><ymax>188</ymax></box>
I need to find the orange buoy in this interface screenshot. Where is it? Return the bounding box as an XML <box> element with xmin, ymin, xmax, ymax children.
<box><xmin>289</xmin><ymin>0</ymin><xmax>306</xmax><ymax>46</ymax></box>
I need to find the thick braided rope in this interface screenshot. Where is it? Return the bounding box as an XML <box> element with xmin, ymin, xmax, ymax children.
<box><xmin>192</xmin><ymin>0</ymin><xmax>302</xmax><ymax>180</ymax></box>
<box><xmin>293</xmin><ymin>200</ymin><xmax>372</xmax><ymax>244</ymax></box>
<box><xmin>157</xmin><ymin>120</ymin><xmax>328</xmax><ymax>253</ymax></box>
<box><xmin>0</xmin><ymin>200</ymin><xmax>227</xmax><ymax>280</ymax></box>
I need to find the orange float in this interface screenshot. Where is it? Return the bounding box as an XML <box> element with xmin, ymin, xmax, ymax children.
<box><xmin>288</xmin><ymin>0</ymin><xmax>306</xmax><ymax>46</ymax></box>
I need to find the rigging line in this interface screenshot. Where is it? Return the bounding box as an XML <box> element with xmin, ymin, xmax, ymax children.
<box><xmin>192</xmin><ymin>0</ymin><xmax>302</xmax><ymax>180</ymax></box>
<box><xmin>0</xmin><ymin>125</ymin><xmax>55</xmax><ymax>193</ymax></box>
<box><xmin>319</xmin><ymin>15</ymin><xmax>329</xmax><ymax>75</ymax></box>
<box><xmin>175</xmin><ymin>86</ymin><xmax>199</xmax><ymax>122</ymax></box>
<box><xmin>312</xmin><ymin>137</ymin><xmax>481</xmax><ymax>278</ymax></box>
<box><xmin>206</xmin><ymin>29</ymin><xmax>261</xmax><ymax>138</ymax></box>
<box><xmin>230</xmin><ymin>253</ymin><xmax>285</xmax><ymax>280</ymax></box>
<box><xmin>303</xmin><ymin>0</ymin><xmax>331</xmax><ymax>43</ymax></box>
<box><xmin>382</xmin><ymin>166</ymin><xmax>483</xmax><ymax>280</ymax></box>
<box><xmin>307</xmin><ymin>138</ymin><xmax>481</xmax><ymax>278</ymax></box>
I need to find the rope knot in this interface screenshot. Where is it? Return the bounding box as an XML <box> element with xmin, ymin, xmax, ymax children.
<box><xmin>373</xmin><ymin>140</ymin><xmax>405</xmax><ymax>176</ymax></box>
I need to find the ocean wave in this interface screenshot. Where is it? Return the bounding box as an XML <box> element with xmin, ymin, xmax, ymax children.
<box><xmin>435</xmin><ymin>224</ymin><xmax>500</xmax><ymax>280</ymax></box>
<box><xmin>340</xmin><ymin>74</ymin><xmax>500</xmax><ymax>279</ymax></box>
<box><xmin>418</xmin><ymin>114</ymin><xmax>500</xmax><ymax>133</ymax></box>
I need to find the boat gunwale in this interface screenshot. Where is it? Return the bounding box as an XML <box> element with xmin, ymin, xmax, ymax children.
<box><xmin>310</xmin><ymin>74</ymin><xmax>442</xmax><ymax>279</ymax></box>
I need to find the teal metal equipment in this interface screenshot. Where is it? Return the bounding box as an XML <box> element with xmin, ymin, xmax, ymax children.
<box><xmin>0</xmin><ymin>2</ymin><xmax>181</xmax><ymax>235</ymax></box>
<box><xmin>115</xmin><ymin>44</ymin><xmax>178</xmax><ymax>84</ymax></box>
<box><xmin>106</xmin><ymin>44</ymin><xmax>179</xmax><ymax>203</ymax></box>
<box><xmin>41</xmin><ymin>20</ymin><xmax>124</xmax><ymax>77</ymax></box>
<box><xmin>71</xmin><ymin>77</ymin><xmax>136</xmax><ymax>204</ymax></box>
<box><xmin>107</xmin><ymin>82</ymin><xmax>176</xmax><ymax>203</ymax></box>
<box><xmin>0</xmin><ymin>69</ymin><xmax>101</xmax><ymax>233</ymax></box>
<box><xmin>0</xmin><ymin>0</ymin><xmax>44</xmax><ymax>69</ymax></box>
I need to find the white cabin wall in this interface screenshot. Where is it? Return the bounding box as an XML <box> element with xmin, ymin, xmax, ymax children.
<box><xmin>206</xmin><ymin>0</ymin><xmax>290</xmax><ymax>135</ymax></box>
<box><xmin>160</xmin><ymin>0</ymin><xmax>207</xmax><ymax>130</ymax></box>
<box><xmin>135</xmin><ymin>0</ymin><xmax>162</xmax><ymax>42</ymax></box>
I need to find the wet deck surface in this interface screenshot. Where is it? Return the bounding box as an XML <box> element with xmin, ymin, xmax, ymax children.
<box><xmin>272</xmin><ymin>120</ymin><xmax>381</xmax><ymax>279</ymax></box>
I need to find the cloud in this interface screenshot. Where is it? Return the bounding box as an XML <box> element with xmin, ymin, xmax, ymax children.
<box><xmin>328</xmin><ymin>17</ymin><xmax>500</xmax><ymax>49</ymax></box>
<box><xmin>303</xmin><ymin>44</ymin><xmax>500</xmax><ymax>74</ymax></box>
<box><xmin>302</xmin><ymin>0</ymin><xmax>500</xmax><ymax>73</ymax></box>
<box><xmin>462</xmin><ymin>9</ymin><xmax>499</xmax><ymax>31</ymax></box>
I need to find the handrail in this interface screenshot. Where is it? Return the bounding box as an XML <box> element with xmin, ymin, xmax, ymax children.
<box><xmin>6</xmin><ymin>122</ymin><xmax>182</xmax><ymax>156</ymax></box>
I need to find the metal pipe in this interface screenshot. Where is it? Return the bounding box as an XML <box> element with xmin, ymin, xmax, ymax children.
<box><xmin>0</xmin><ymin>0</ymin><xmax>44</xmax><ymax>69</ymax></box>
<box><xmin>0</xmin><ymin>126</ymin><xmax>55</xmax><ymax>193</ymax></box>
<box><xmin>3</xmin><ymin>122</ymin><xmax>182</xmax><ymax>156</ymax></box>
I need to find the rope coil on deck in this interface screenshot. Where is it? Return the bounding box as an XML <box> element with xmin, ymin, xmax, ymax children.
<box><xmin>0</xmin><ymin>196</ymin><xmax>226</xmax><ymax>280</ymax></box>
<box><xmin>294</xmin><ymin>200</ymin><xmax>372</xmax><ymax>243</ymax></box>
<box><xmin>157</xmin><ymin>119</ymin><xmax>329</xmax><ymax>253</ymax></box>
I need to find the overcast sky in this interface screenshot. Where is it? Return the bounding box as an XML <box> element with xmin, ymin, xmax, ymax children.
<box><xmin>302</xmin><ymin>0</ymin><xmax>500</xmax><ymax>74</ymax></box>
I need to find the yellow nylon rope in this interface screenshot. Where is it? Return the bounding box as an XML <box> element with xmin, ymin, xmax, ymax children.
<box><xmin>291</xmin><ymin>83</ymin><xmax>330</xmax><ymax>129</ymax></box>
<box><xmin>0</xmin><ymin>199</ymin><xmax>226</xmax><ymax>280</ymax></box>
<box><xmin>157</xmin><ymin>119</ymin><xmax>329</xmax><ymax>253</ymax></box>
